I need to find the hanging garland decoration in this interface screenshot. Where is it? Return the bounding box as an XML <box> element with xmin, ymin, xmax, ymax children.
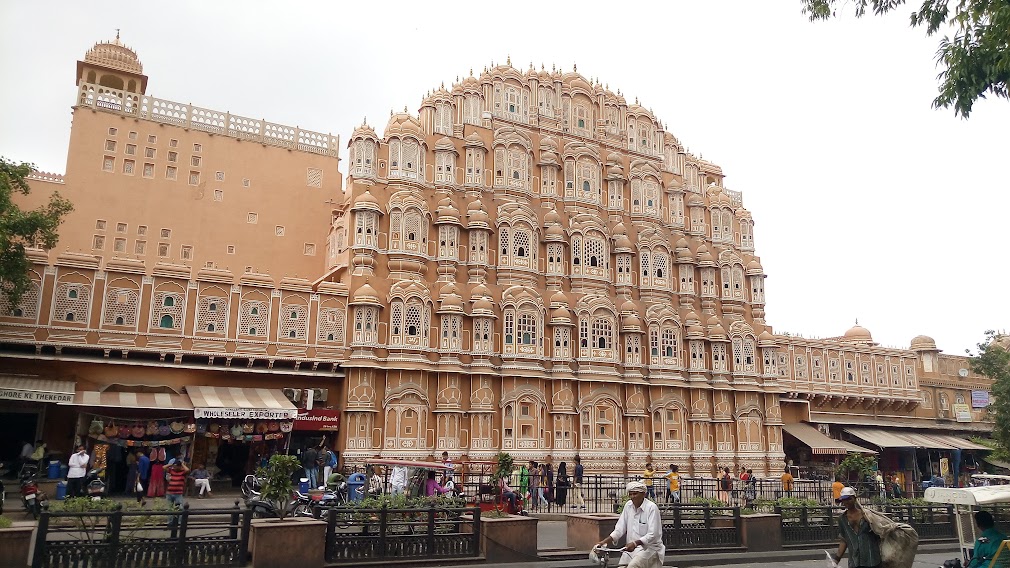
<box><xmin>86</xmin><ymin>432</ymin><xmax>189</xmax><ymax>447</ymax></box>
<box><xmin>194</xmin><ymin>419</ymin><xmax>291</xmax><ymax>441</ymax></box>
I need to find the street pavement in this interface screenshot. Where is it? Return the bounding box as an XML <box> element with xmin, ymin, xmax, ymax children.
<box><xmin>467</xmin><ymin>549</ymin><xmax>955</xmax><ymax>568</ymax></box>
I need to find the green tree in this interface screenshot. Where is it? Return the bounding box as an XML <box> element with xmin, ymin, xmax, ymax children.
<box><xmin>801</xmin><ymin>0</ymin><xmax>1010</xmax><ymax>117</ymax></box>
<box><xmin>835</xmin><ymin>452</ymin><xmax>877</xmax><ymax>480</ymax></box>
<box><xmin>1</xmin><ymin>157</ymin><xmax>73</xmax><ymax>307</ymax></box>
<box><xmin>254</xmin><ymin>454</ymin><xmax>301</xmax><ymax>520</ymax></box>
<box><xmin>969</xmin><ymin>330</ymin><xmax>1010</xmax><ymax>456</ymax></box>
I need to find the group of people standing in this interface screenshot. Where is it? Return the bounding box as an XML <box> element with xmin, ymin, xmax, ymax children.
<box><xmin>516</xmin><ymin>456</ymin><xmax>585</xmax><ymax>509</ymax></box>
<box><xmin>298</xmin><ymin>443</ymin><xmax>337</xmax><ymax>489</ymax></box>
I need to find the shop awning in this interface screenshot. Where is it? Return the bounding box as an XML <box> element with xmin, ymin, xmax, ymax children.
<box><xmin>73</xmin><ymin>390</ymin><xmax>193</xmax><ymax>411</ymax></box>
<box><xmin>0</xmin><ymin>374</ymin><xmax>75</xmax><ymax>403</ymax></box>
<box><xmin>838</xmin><ymin>439</ymin><xmax>879</xmax><ymax>454</ymax></box>
<box><xmin>845</xmin><ymin>428</ymin><xmax>959</xmax><ymax>449</ymax></box>
<box><xmin>782</xmin><ymin>423</ymin><xmax>851</xmax><ymax>455</ymax></box>
<box><xmin>922</xmin><ymin>434</ymin><xmax>991</xmax><ymax>451</ymax></box>
<box><xmin>983</xmin><ymin>457</ymin><xmax>1010</xmax><ymax>471</ymax></box>
<box><xmin>187</xmin><ymin>386</ymin><xmax>297</xmax><ymax>420</ymax></box>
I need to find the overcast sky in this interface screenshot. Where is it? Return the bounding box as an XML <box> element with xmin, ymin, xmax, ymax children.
<box><xmin>1</xmin><ymin>1</ymin><xmax>1007</xmax><ymax>355</ymax></box>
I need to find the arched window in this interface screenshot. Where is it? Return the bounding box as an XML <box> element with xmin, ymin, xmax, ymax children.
<box><xmin>290</xmin><ymin>311</ymin><xmax>298</xmax><ymax>320</ymax></box>
<box><xmin>251</xmin><ymin>307</ymin><xmax>259</xmax><ymax>316</ymax></box>
<box><xmin>207</xmin><ymin>323</ymin><xmax>215</xmax><ymax>332</ymax></box>
<box><xmin>66</xmin><ymin>312</ymin><xmax>75</xmax><ymax>321</ymax></box>
<box><xmin>163</xmin><ymin>296</ymin><xmax>174</xmax><ymax>307</ymax></box>
<box><xmin>160</xmin><ymin>314</ymin><xmax>174</xmax><ymax>328</ymax></box>
<box><xmin>68</xmin><ymin>289</ymin><xmax>78</xmax><ymax>299</ymax></box>
<box><xmin>209</xmin><ymin>302</ymin><xmax>217</xmax><ymax>312</ymax></box>
<box><xmin>289</xmin><ymin>330</ymin><xmax>297</xmax><ymax>338</ymax></box>
<box><xmin>115</xmin><ymin>316</ymin><xmax>124</xmax><ymax>325</ymax></box>
<box><xmin>249</xmin><ymin>327</ymin><xmax>257</xmax><ymax>335</ymax></box>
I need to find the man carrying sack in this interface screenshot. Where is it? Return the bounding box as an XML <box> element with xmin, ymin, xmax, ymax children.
<box><xmin>830</xmin><ymin>486</ymin><xmax>918</xmax><ymax>568</ymax></box>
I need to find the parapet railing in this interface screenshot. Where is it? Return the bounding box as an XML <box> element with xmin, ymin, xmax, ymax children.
<box><xmin>77</xmin><ymin>82</ymin><xmax>339</xmax><ymax>158</ymax></box>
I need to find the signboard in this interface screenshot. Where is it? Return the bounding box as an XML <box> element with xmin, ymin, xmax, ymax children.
<box><xmin>0</xmin><ymin>388</ymin><xmax>74</xmax><ymax>403</ymax></box>
<box><xmin>972</xmin><ymin>390</ymin><xmax>990</xmax><ymax>409</ymax></box>
<box><xmin>193</xmin><ymin>407</ymin><xmax>297</xmax><ymax>420</ymax></box>
<box><xmin>293</xmin><ymin>408</ymin><xmax>341</xmax><ymax>431</ymax></box>
<box><xmin>952</xmin><ymin>403</ymin><xmax>973</xmax><ymax>423</ymax></box>
<box><xmin>940</xmin><ymin>457</ymin><xmax>950</xmax><ymax>478</ymax></box>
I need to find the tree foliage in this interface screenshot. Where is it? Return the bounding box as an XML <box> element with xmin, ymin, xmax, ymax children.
<box><xmin>801</xmin><ymin>0</ymin><xmax>1010</xmax><ymax>117</ymax></box>
<box><xmin>0</xmin><ymin>157</ymin><xmax>73</xmax><ymax>306</ymax></box>
<box><xmin>835</xmin><ymin>452</ymin><xmax>877</xmax><ymax>480</ymax></box>
<box><xmin>969</xmin><ymin>330</ymin><xmax>1010</xmax><ymax>456</ymax></box>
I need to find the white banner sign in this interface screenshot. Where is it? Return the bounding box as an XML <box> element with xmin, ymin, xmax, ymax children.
<box><xmin>194</xmin><ymin>407</ymin><xmax>296</xmax><ymax>420</ymax></box>
<box><xmin>0</xmin><ymin>389</ymin><xmax>75</xmax><ymax>403</ymax></box>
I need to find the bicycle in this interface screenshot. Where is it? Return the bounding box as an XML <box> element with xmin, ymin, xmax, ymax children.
<box><xmin>590</xmin><ymin>545</ymin><xmax>629</xmax><ymax>568</ymax></box>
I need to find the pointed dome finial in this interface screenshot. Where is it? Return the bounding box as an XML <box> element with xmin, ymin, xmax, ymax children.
<box><xmin>506</xmin><ymin>54</ymin><xmax>511</xmax><ymax>66</ymax></box>
<box><xmin>541</xmin><ymin>63</ymin><xmax>545</xmax><ymax>71</ymax></box>
<box><xmin>469</xmin><ymin>68</ymin><xmax>473</xmax><ymax>76</ymax></box>
<box><xmin>403</xmin><ymin>105</ymin><xmax>408</xmax><ymax>113</ymax></box>
<box><xmin>440</xmin><ymin>81</ymin><xmax>444</xmax><ymax>89</ymax></box>
<box><xmin>115</xmin><ymin>28</ymin><xmax>121</xmax><ymax>42</ymax></box>
<box><xmin>573</xmin><ymin>63</ymin><xmax>577</xmax><ymax>72</ymax></box>
<box><xmin>855</xmin><ymin>318</ymin><xmax>859</xmax><ymax>325</ymax></box>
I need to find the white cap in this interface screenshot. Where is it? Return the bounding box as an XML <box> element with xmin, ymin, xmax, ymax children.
<box><xmin>838</xmin><ymin>487</ymin><xmax>857</xmax><ymax>500</ymax></box>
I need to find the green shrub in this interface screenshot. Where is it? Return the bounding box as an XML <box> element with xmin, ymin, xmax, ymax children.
<box><xmin>255</xmin><ymin>454</ymin><xmax>301</xmax><ymax>521</ymax></box>
<box><xmin>0</xmin><ymin>516</ymin><xmax>11</xmax><ymax>529</ymax></box>
<box><xmin>688</xmin><ymin>496</ymin><xmax>726</xmax><ymax>508</ymax></box>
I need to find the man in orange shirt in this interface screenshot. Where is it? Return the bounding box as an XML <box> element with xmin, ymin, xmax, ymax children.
<box><xmin>780</xmin><ymin>466</ymin><xmax>794</xmax><ymax>497</ymax></box>
<box><xmin>832</xmin><ymin>477</ymin><xmax>845</xmax><ymax>501</ymax></box>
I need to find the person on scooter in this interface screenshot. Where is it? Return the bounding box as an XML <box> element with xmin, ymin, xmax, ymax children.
<box><xmin>67</xmin><ymin>446</ymin><xmax>90</xmax><ymax>498</ymax></box>
<box><xmin>595</xmin><ymin>481</ymin><xmax>664</xmax><ymax>568</ymax></box>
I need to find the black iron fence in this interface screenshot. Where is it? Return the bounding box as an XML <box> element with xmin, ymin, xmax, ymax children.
<box><xmin>320</xmin><ymin>504</ymin><xmax>481</xmax><ymax>564</ymax></box>
<box><xmin>658</xmin><ymin>505</ymin><xmax>743</xmax><ymax>550</ymax></box>
<box><xmin>447</xmin><ymin>474</ymin><xmax>921</xmax><ymax>514</ymax></box>
<box><xmin>775</xmin><ymin>504</ymin><xmax>955</xmax><ymax>546</ymax></box>
<box><xmin>33</xmin><ymin>503</ymin><xmax>251</xmax><ymax>568</ymax></box>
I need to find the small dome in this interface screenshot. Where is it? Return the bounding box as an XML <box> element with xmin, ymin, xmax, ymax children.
<box><xmin>551</xmin><ymin>305</ymin><xmax>572</xmax><ymax>321</ymax></box>
<box><xmin>466</xmin><ymin>200</ymin><xmax>490</xmax><ymax>226</ymax></box>
<box><xmin>546</xmin><ymin>224</ymin><xmax>566</xmax><ymax>239</ymax></box>
<box><xmin>472</xmin><ymin>298</ymin><xmax>496</xmax><ymax>316</ymax></box>
<box><xmin>349</xmin><ymin>121</ymin><xmax>378</xmax><ymax>142</ymax></box>
<box><xmin>612</xmin><ymin>222</ymin><xmax>627</xmax><ymax>235</ymax></box>
<box><xmin>746</xmin><ymin>259</ymin><xmax>763</xmax><ymax>275</ymax></box>
<box><xmin>544</xmin><ymin>209</ymin><xmax>561</xmax><ymax>224</ymax></box>
<box><xmin>759</xmin><ymin>330</ymin><xmax>775</xmax><ymax>342</ymax></box>
<box><xmin>622</xmin><ymin>313</ymin><xmax>643</xmax><ymax>329</ymax></box>
<box><xmin>910</xmin><ymin>335</ymin><xmax>937</xmax><ymax>351</ymax></box>
<box><xmin>84</xmin><ymin>36</ymin><xmax>143</xmax><ymax>75</ymax></box>
<box><xmin>350</xmin><ymin>284</ymin><xmax>382</xmax><ymax>306</ymax></box>
<box><xmin>684</xmin><ymin>310</ymin><xmax>700</xmax><ymax>323</ymax></box>
<box><xmin>435</xmin><ymin>198</ymin><xmax>460</xmax><ymax>223</ymax></box>
<box><xmin>687</xmin><ymin>195</ymin><xmax>705</xmax><ymax>208</ymax></box>
<box><xmin>606</xmin><ymin>152</ymin><xmax>623</xmax><ymax>165</ymax></box>
<box><xmin>620</xmin><ymin>299</ymin><xmax>638</xmax><ymax>313</ymax></box>
<box><xmin>433</xmin><ymin>137</ymin><xmax>457</xmax><ymax>153</ymax></box>
<box><xmin>843</xmin><ymin>323</ymin><xmax>873</xmax><ymax>342</ymax></box>
<box><xmin>352</xmin><ymin>190</ymin><xmax>382</xmax><ymax>213</ymax></box>
<box><xmin>464</xmin><ymin>132</ymin><xmax>486</xmax><ymax>148</ymax></box>
<box><xmin>470</xmin><ymin>283</ymin><xmax>491</xmax><ymax>300</ymax></box>
<box><xmin>385</xmin><ymin>111</ymin><xmax>423</xmax><ymax>137</ymax></box>
<box><xmin>615</xmin><ymin>234</ymin><xmax>633</xmax><ymax>250</ymax></box>
<box><xmin>550</xmin><ymin>290</ymin><xmax>569</xmax><ymax>307</ymax></box>
<box><xmin>438</xmin><ymin>285</ymin><xmax>465</xmax><ymax>312</ymax></box>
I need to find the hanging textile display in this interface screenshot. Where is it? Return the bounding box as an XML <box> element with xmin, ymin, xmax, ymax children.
<box><xmin>81</xmin><ymin>412</ymin><xmax>195</xmax><ymax>447</ymax></box>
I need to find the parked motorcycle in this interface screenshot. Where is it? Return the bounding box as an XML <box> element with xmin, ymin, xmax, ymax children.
<box><xmin>240</xmin><ymin>474</ymin><xmax>264</xmax><ymax>499</ymax></box>
<box><xmin>85</xmin><ymin>467</ymin><xmax>106</xmax><ymax>501</ymax></box>
<box><xmin>245</xmin><ymin>490</ymin><xmax>297</xmax><ymax>519</ymax></box>
<box><xmin>19</xmin><ymin>464</ymin><xmax>48</xmax><ymax>519</ymax></box>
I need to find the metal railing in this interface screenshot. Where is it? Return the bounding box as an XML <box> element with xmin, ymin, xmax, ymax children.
<box><xmin>320</xmin><ymin>504</ymin><xmax>481</xmax><ymax>564</ymax></box>
<box><xmin>775</xmin><ymin>504</ymin><xmax>955</xmax><ymax>546</ymax></box>
<box><xmin>659</xmin><ymin>505</ymin><xmax>743</xmax><ymax>550</ymax></box>
<box><xmin>33</xmin><ymin>502</ymin><xmax>251</xmax><ymax>568</ymax></box>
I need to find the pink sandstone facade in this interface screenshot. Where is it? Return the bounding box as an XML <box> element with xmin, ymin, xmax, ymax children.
<box><xmin>0</xmin><ymin>40</ymin><xmax>994</xmax><ymax>478</ymax></box>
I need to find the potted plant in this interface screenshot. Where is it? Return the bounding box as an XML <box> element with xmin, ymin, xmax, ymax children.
<box><xmin>248</xmin><ymin>454</ymin><xmax>326</xmax><ymax>568</ymax></box>
<box><xmin>461</xmin><ymin>452</ymin><xmax>539</xmax><ymax>562</ymax></box>
<box><xmin>0</xmin><ymin>515</ymin><xmax>34</xmax><ymax>568</ymax></box>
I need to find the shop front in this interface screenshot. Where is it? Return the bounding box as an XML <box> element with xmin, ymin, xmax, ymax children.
<box><xmin>68</xmin><ymin>389</ymin><xmax>196</xmax><ymax>494</ymax></box>
<box><xmin>290</xmin><ymin>408</ymin><xmax>341</xmax><ymax>458</ymax></box>
<box><xmin>844</xmin><ymin>428</ymin><xmax>990</xmax><ymax>491</ymax></box>
<box><xmin>186</xmin><ymin>386</ymin><xmax>298</xmax><ymax>487</ymax></box>
<box><xmin>0</xmin><ymin>375</ymin><xmax>75</xmax><ymax>468</ymax></box>
<box><xmin>782</xmin><ymin>422</ymin><xmax>877</xmax><ymax>480</ymax></box>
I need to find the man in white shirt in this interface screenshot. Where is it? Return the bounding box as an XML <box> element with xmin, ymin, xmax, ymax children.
<box><xmin>67</xmin><ymin>445</ymin><xmax>90</xmax><ymax>498</ymax></box>
<box><xmin>390</xmin><ymin>465</ymin><xmax>409</xmax><ymax>495</ymax></box>
<box><xmin>596</xmin><ymin>481</ymin><xmax>664</xmax><ymax>568</ymax></box>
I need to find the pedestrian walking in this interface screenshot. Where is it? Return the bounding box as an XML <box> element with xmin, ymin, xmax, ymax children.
<box><xmin>165</xmin><ymin>459</ymin><xmax>189</xmax><ymax>528</ymax></box>
<box><xmin>321</xmin><ymin>445</ymin><xmax>336</xmax><ymax>486</ymax></box>
<box><xmin>519</xmin><ymin>463</ymin><xmax>530</xmax><ymax>502</ymax></box>
<box><xmin>135</xmin><ymin>450</ymin><xmax>150</xmax><ymax>503</ymax></box>
<box><xmin>536</xmin><ymin>463</ymin><xmax>548</xmax><ymax>508</ymax></box>
<box><xmin>556</xmin><ymin>462</ymin><xmax>570</xmax><ymax>506</ymax></box>
<box><xmin>390</xmin><ymin>464</ymin><xmax>408</xmax><ymax>495</ymax></box>
<box><xmin>643</xmin><ymin>463</ymin><xmax>656</xmax><ymax>500</ymax></box>
<box><xmin>780</xmin><ymin>466</ymin><xmax>794</xmax><ymax>498</ymax></box>
<box><xmin>300</xmin><ymin>446</ymin><xmax>318</xmax><ymax>488</ymax></box>
<box><xmin>718</xmin><ymin>467</ymin><xmax>732</xmax><ymax>505</ymax></box>
<box><xmin>573</xmin><ymin>455</ymin><xmax>586</xmax><ymax>509</ymax></box>
<box><xmin>546</xmin><ymin>461</ymin><xmax>555</xmax><ymax>503</ymax></box>
<box><xmin>665</xmin><ymin>464</ymin><xmax>680</xmax><ymax>504</ymax></box>
<box><xmin>744</xmin><ymin>469</ymin><xmax>756</xmax><ymax>508</ymax></box>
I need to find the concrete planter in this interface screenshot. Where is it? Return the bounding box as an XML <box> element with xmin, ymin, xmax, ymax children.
<box><xmin>462</xmin><ymin>513</ymin><xmax>538</xmax><ymax>562</ymax></box>
<box><xmin>740</xmin><ymin>513</ymin><xmax>782</xmax><ymax>552</ymax></box>
<box><xmin>249</xmin><ymin>517</ymin><xmax>326</xmax><ymax>568</ymax></box>
<box><xmin>0</xmin><ymin>523</ymin><xmax>35</xmax><ymax>568</ymax></box>
<box><xmin>567</xmin><ymin>513</ymin><xmax>620</xmax><ymax>551</ymax></box>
